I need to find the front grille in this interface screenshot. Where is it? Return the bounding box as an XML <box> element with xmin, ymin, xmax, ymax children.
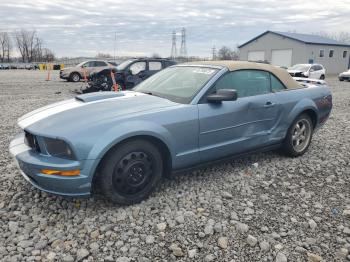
<box><xmin>24</xmin><ymin>131</ymin><xmax>41</xmax><ymax>152</ymax></box>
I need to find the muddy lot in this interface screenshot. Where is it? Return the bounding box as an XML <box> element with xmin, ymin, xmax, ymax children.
<box><xmin>0</xmin><ymin>70</ymin><xmax>349</xmax><ymax>262</ymax></box>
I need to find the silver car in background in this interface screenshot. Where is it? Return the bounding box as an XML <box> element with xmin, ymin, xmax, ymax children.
<box><xmin>60</xmin><ymin>60</ymin><xmax>115</xmax><ymax>82</ymax></box>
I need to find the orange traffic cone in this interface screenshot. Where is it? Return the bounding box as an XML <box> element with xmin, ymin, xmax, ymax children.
<box><xmin>83</xmin><ymin>68</ymin><xmax>88</xmax><ymax>82</ymax></box>
<box><xmin>110</xmin><ymin>70</ymin><xmax>118</xmax><ymax>91</ymax></box>
<box><xmin>45</xmin><ymin>63</ymin><xmax>51</xmax><ymax>81</ymax></box>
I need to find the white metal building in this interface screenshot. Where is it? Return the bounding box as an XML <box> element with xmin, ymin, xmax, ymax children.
<box><xmin>238</xmin><ymin>31</ymin><xmax>350</xmax><ymax>74</ymax></box>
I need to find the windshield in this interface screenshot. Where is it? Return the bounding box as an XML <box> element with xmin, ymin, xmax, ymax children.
<box><xmin>116</xmin><ymin>59</ymin><xmax>134</xmax><ymax>70</ymax></box>
<box><xmin>289</xmin><ymin>64</ymin><xmax>310</xmax><ymax>71</ymax></box>
<box><xmin>76</xmin><ymin>61</ymin><xmax>87</xmax><ymax>67</ymax></box>
<box><xmin>134</xmin><ymin>66</ymin><xmax>219</xmax><ymax>104</ymax></box>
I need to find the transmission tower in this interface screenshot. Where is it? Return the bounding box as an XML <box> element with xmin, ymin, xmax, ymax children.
<box><xmin>212</xmin><ymin>46</ymin><xmax>217</xmax><ymax>60</ymax></box>
<box><xmin>179</xmin><ymin>27</ymin><xmax>187</xmax><ymax>58</ymax></box>
<box><xmin>170</xmin><ymin>30</ymin><xmax>177</xmax><ymax>59</ymax></box>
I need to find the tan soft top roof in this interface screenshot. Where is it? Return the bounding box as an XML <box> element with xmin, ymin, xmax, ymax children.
<box><xmin>184</xmin><ymin>60</ymin><xmax>301</xmax><ymax>89</ymax></box>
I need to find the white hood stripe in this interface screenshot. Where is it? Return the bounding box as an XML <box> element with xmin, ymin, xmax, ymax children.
<box><xmin>18</xmin><ymin>91</ymin><xmax>144</xmax><ymax>129</ymax></box>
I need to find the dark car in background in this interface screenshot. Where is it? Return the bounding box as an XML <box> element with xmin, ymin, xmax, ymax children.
<box><xmin>114</xmin><ymin>58</ymin><xmax>177</xmax><ymax>89</ymax></box>
<box><xmin>82</xmin><ymin>58</ymin><xmax>177</xmax><ymax>93</ymax></box>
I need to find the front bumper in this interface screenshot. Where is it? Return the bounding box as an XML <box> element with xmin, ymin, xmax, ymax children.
<box><xmin>289</xmin><ymin>72</ymin><xmax>307</xmax><ymax>78</ymax></box>
<box><xmin>339</xmin><ymin>75</ymin><xmax>350</xmax><ymax>81</ymax></box>
<box><xmin>9</xmin><ymin>133</ymin><xmax>94</xmax><ymax>197</ymax></box>
<box><xmin>59</xmin><ymin>71</ymin><xmax>69</xmax><ymax>80</ymax></box>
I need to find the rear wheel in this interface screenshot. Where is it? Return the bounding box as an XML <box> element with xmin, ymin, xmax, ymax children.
<box><xmin>282</xmin><ymin>114</ymin><xmax>313</xmax><ymax>157</ymax></box>
<box><xmin>98</xmin><ymin>140</ymin><xmax>163</xmax><ymax>205</ymax></box>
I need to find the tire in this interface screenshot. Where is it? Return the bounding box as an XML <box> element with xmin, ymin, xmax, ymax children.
<box><xmin>70</xmin><ymin>72</ymin><xmax>81</xmax><ymax>82</ymax></box>
<box><xmin>98</xmin><ymin>139</ymin><xmax>163</xmax><ymax>205</ymax></box>
<box><xmin>339</xmin><ymin>78</ymin><xmax>344</xmax><ymax>81</ymax></box>
<box><xmin>320</xmin><ymin>75</ymin><xmax>325</xmax><ymax>80</ymax></box>
<box><xmin>282</xmin><ymin>114</ymin><xmax>314</xmax><ymax>157</ymax></box>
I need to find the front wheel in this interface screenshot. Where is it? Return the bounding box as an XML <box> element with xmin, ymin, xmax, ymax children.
<box><xmin>282</xmin><ymin>114</ymin><xmax>314</xmax><ymax>157</ymax></box>
<box><xmin>320</xmin><ymin>75</ymin><xmax>325</xmax><ymax>80</ymax></box>
<box><xmin>70</xmin><ymin>72</ymin><xmax>81</xmax><ymax>82</ymax></box>
<box><xmin>98</xmin><ymin>140</ymin><xmax>163</xmax><ymax>205</ymax></box>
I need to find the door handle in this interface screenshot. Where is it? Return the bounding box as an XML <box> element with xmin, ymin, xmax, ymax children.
<box><xmin>264</xmin><ymin>101</ymin><xmax>276</xmax><ymax>107</ymax></box>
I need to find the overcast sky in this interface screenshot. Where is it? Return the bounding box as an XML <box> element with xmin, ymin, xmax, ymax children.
<box><xmin>1</xmin><ymin>0</ymin><xmax>350</xmax><ymax>58</ymax></box>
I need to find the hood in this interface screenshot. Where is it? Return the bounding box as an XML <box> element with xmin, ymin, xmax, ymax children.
<box><xmin>340</xmin><ymin>71</ymin><xmax>350</xmax><ymax>76</ymax></box>
<box><xmin>61</xmin><ymin>66</ymin><xmax>76</xmax><ymax>71</ymax></box>
<box><xmin>287</xmin><ymin>69</ymin><xmax>305</xmax><ymax>73</ymax></box>
<box><xmin>19</xmin><ymin>91</ymin><xmax>178</xmax><ymax>137</ymax></box>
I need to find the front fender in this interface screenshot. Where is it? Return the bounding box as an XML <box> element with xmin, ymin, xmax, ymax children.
<box><xmin>86</xmin><ymin>120</ymin><xmax>174</xmax><ymax>177</ymax></box>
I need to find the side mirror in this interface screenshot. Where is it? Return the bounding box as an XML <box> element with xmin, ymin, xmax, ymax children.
<box><xmin>207</xmin><ymin>89</ymin><xmax>238</xmax><ymax>103</ymax></box>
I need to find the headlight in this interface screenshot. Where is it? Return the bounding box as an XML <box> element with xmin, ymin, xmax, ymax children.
<box><xmin>43</xmin><ymin>137</ymin><xmax>76</xmax><ymax>160</ymax></box>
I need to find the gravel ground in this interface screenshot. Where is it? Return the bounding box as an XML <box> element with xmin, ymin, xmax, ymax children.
<box><xmin>0</xmin><ymin>70</ymin><xmax>349</xmax><ymax>262</ymax></box>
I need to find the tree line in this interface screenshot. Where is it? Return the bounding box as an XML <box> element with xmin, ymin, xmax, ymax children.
<box><xmin>215</xmin><ymin>46</ymin><xmax>239</xmax><ymax>60</ymax></box>
<box><xmin>0</xmin><ymin>29</ymin><xmax>55</xmax><ymax>63</ymax></box>
<box><xmin>313</xmin><ymin>31</ymin><xmax>350</xmax><ymax>44</ymax></box>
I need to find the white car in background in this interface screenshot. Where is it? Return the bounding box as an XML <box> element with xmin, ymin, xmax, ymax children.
<box><xmin>288</xmin><ymin>64</ymin><xmax>326</xmax><ymax>80</ymax></box>
<box><xmin>338</xmin><ymin>69</ymin><xmax>350</xmax><ymax>81</ymax></box>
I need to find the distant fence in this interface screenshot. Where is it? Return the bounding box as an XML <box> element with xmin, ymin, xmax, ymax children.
<box><xmin>38</xmin><ymin>64</ymin><xmax>64</xmax><ymax>70</ymax></box>
<box><xmin>1</xmin><ymin>57</ymin><xmax>207</xmax><ymax>71</ymax></box>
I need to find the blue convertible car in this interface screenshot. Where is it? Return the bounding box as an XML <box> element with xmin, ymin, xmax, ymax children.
<box><xmin>10</xmin><ymin>61</ymin><xmax>332</xmax><ymax>204</ymax></box>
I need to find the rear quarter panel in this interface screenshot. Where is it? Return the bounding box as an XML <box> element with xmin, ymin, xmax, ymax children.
<box><xmin>273</xmin><ymin>85</ymin><xmax>332</xmax><ymax>140</ymax></box>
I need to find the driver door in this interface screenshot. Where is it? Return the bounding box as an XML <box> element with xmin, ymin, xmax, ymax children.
<box><xmin>125</xmin><ymin>61</ymin><xmax>147</xmax><ymax>88</ymax></box>
<box><xmin>198</xmin><ymin>70</ymin><xmax>281</xmax><ymax>162</ymax></box>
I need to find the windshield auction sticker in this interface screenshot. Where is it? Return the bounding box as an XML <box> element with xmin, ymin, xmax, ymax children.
<box><xmin>192</xmin><ymin>68</ymin><xmax>216</xmax><ymax>75</ymax></box>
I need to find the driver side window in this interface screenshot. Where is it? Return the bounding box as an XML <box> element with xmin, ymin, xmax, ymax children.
<box><xmin>129</xmin><ymin>62</ymin><xmax>146</xmax><ymax>75</ymax></box>
<box><xmin>82</xmin><ymin>62</ymin><xmax>91</xmax><ymax>68</ymax></box>
<box><xmin>213</xmin><ymin>70</ymin><xmax>270</xmax><ymax>98</ymax></box>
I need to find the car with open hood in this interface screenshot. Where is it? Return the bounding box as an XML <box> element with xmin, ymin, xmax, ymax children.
<box><xmin>111</xmin><ymin>58</ymin><xmax>177</xmax><ymax>89</ymax></box>
<box><xmin>338</xmin><ymin>69</ymin><xmax>350</xmax><ymax>81</ymax></box>
<box><xmin>10</xmin><ymin>61</ymin><xmax>332</xmax><ymax>205</ymax></box>
<box><xmin>288</xmin><ymin>64</ymin><xmax>326</xmax><ymax>79</ymax></box>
